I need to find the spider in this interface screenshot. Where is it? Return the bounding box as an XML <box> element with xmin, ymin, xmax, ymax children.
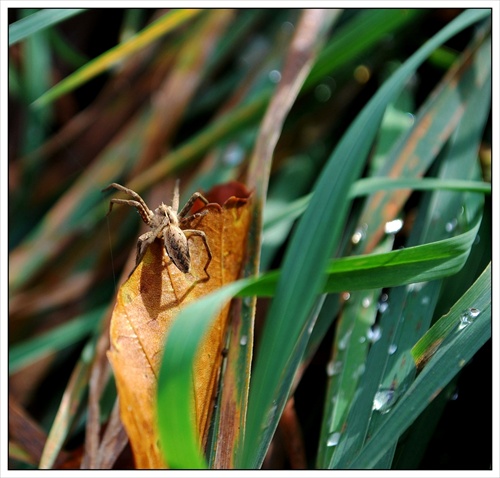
<box><xmin>103</xmin><ymin>181</ymin><xmax>212</xmax><ymax>277</ymax></box>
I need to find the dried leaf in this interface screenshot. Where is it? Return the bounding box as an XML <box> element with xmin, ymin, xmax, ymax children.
<box><xmin>107</xmin><ymin>182</ymin><xmax>251</xmax><ymax>468</ymax></box>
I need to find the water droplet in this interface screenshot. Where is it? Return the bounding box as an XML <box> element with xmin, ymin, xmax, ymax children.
<box><xmin>342</xmin><ymin>291</ymin><xmax>351</xmax><ymax>301</ymax></box>
<box><xmin>445</xmin><ymin>218</ymin><xmax>458</xmax><ymax>233</ymax></box>
<box><xmin>354</xmin><ymin>64</ymin><xmax>371</xmax><ymax>84</ymax></box>
<box><xmin>406</xmin><ymin>112</ymin><xmax>415</xmax><ymax>125</ymax></box>
<box><xmin>421</xmin><ymin>296</ymin><xmax>430</xmax><ymax>305</ymax></box>
<box><xmin>378</xmin><ymin>302</ymin><xmax>389</xmax><ymax>314</ymax></box>
<box><xmin>314</xmin><ymin>83</ymin><xmax>332</xmax><ymax>102</ymax></box>
<box><xmin>240</xmin><ymin>335</ymin><xmax>248</xmax><ymax>346</ymax></box>
<box><xmin>469</xmin><ymin>308</ymin><xmax>480</xmax><ymax>318</ymax></box>
<box><xmin>407</xmin><ymin>282</ymin><xmax>427</xmax><ymax>293</ymax></box>
<box><xmin>388</xmin><ymin>344</ymin><xmax>398</xmax><ymax>355</ymax></box>
<box><xmin>281</xmin><ymin>21</ymin><xmax>294</xmax><ymax>33</ymax></box>
<box><xmin>269</xmin><ymin>69</ymin><xmax>281</xmax><ymax>83</ymax></box>
<box><xmin>223</xmin><ymin>143</ymin><xmax>245</xmax><ymax>166</ymax></box>
<box><xmin>338</xmin><ymin>329</ymin><xmax>352</xmax><ymax>350</ymax></box>
<box><xmin>326</xmin><ymin>360</ymin><xmax>342</xmax><ymax>377</ymax></box>
<box><xmin>362</xmin><ymin>296</ymin><xmax>372</xmax><ymax>308</ymax></box>
<box><xmin>474</xmin><ymin>234</ymin><xmax>480</xmax><ymax>245</ymax></box>
<box><xmin>353</xmin><ymin>363</ymin><xmax>365</xmax><ymax>379</ymax></box>
<box><xmin>458</xmin><ymin>308</ymin><xmax>480</xmax><ymax>330</ymax></box>
<box><xmin>326</xmin><ymin>432</ymin><xmax>341</xmax><ymax>447</ymax></box>
<box><xmin>384</xmin><ymin>218</ymin><xmax>404</xmax><ymax>234</ymax></box>
<box><xmin>351</xmin><ymin>223</ymin><xmax>368</xmax><ymax>244</ymax></box>
<box><xmin>367</xmin><ymin>325</ymin><xmax>382</xmax><ymax>343</ymax></box>
<box><xmin>372</xmin><ymin>388</ymin><xmax>398</xmax><ymax>414</ymax></box>
<box><xmin>263</xmin><ymin>402</ymin><xmax>278</xmax><ymax>430</ymax></box>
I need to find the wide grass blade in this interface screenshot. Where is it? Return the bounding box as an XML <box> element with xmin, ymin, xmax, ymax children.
<box><xmin>157</xmin><ymin>281</ymin><xmax>252</xmax><ymax>468</ymax></box>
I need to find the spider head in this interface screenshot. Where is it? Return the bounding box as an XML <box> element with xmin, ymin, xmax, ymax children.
<box><xmin>156</xmin><ymin>203</ymin><xmax>179</xmax><ymax>227</ymax></box>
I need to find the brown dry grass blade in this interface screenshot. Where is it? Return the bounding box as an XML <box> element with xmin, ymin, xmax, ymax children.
<box><xmin>107</xmin><ymin>182</ymin><xmax>251</xmax><ymax>468</ymax></box>
<box><xmin>9</xmin><ymin>396</ymin><xmax>50</xmax><ymax>466</ymax></box>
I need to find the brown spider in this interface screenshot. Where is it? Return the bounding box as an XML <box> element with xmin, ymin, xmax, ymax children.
<box><xmin>103</xmin><ymin>181</ymin><xmax>212</xmax><ymax>276</ymax></box>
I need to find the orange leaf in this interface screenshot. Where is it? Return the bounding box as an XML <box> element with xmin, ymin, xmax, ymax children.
<box><xmin>107</xmin><ymin>182</ymin><xmax>251</xmax><ymax>468</ymax></box>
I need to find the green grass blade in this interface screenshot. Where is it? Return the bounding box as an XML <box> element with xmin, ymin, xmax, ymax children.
<box><xmin>241</xmin><ymin>9</ymin><xmax>490</xmax><ymax>468</ymax></box>
<box><xmin>9</xmin><ymin>9</ymin><xmax>85</xmax><ymax>46</ymax></box>
<box><xmin>250</xmin><ymin>208</ymin><xmax>482</xmax><ymax>298</ymax></box>
<box><xmin>351</xmin><ymin>177</ymin><xmax>491</xmax><ymax>196</ymax></box>
<box><xmin>157</xmin><ymin>281</ymin><xmax>252</xmax><ymax>468</ymax></box>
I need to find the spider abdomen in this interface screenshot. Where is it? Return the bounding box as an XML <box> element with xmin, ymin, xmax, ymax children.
<box><xmin>165</xmin><ymin>225</ymin><xmax>190</xmax><ymax>273</ymax></box>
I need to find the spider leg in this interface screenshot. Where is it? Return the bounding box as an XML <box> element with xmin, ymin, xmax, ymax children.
<box><xmin>179</xmin><ymin>208</ymin><xmax>209</xmax><ymax>227</ymax></box>
<box><xmin>136</xmin><ymin>230</ymin><xmax>157</xmax><ymax>265</ymax></box>
<box><xmin>183</xmin><ymin>229</ymin><xmax>212</xmax><ymax>277</ymax></box>
<box><xmin>172</xmin><ymin>179</ymin><xmax>180</xmax><ymax>213</ymax></box>
<box><xmin>178</xmin><ymin>192</ymin><xmax>210</xmax><ymax>218</ymax></box>
<box><xmin>103</xmin><ymin>183</ymin><xmax>154</xmax><ymax>224</ymax></box>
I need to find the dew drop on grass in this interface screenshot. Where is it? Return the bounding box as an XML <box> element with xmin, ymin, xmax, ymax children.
<box><xmin>388</xmin><ymin>343</ymin><xmax>398</xmax><ymax>355</ymax></box>
<box><xmin>372</xmin><ymin>388</ymin><xmax>398</xmax><ymax>414</ymax></box>
<box><xmin>223</xmin><ymin>143</ymin><xmax>245</xmax><ymax>166</ymax></box>
<box><xmin>315</xmin><ymin>83</ymin><xmax>332</xmax><ymax>102</ymax></box>
<box><xmin>268</xmin><ymin>69</ymin><xmax>281</xmax><ymax>83</ymax></box>
<box><xmin>338</xmin><ymin>328</ymin><xmax>352</xmax><ymax>350</ymax></box>
<box><xmin>353</xmin><ymin>363</ymin><xmax>365</xmax><ymax>379</ymax></box>
<box><xmin>351</xmin><ymin>223</ymin><xmax>368</xmax><ymax>244</ymax></box>
<box><xmin>458</xmin><ymin>308</ymin><xmax>480</xmax><ymax>330</ymax></box>
<box><xmin>445</xmin><ymin>218</ymin><xmax>458</xmax><ymax>233</ymax></box>
<box><xmin>384</xmin><ymin>218</ymin><xmax>404</xmax><ymax>234</ymax></box>
<box><xmin>326</xmin><ymin>432</ymin><xmax>341</xmax><ymax>447</ymax></box>
<box><xmin>406</xmin><ymin>112</ymin><xmax>415</xmax><ymax>125</ymax></box>
<box><xmin>326</xmin><ymin>360</ymin><xmax>342</xmax><ymax>377</ymax></box>
<box><xmin>263</xmin><ymin>402</ymin><xmax>278</xmax><ymax>431</ymax></box>
<box><xmin>378</xmin><ymin>302</ymin><xmax>389</xmax><ymax>313</ymax></box>
<box><xmin>362</xmin><ymin>296</ymin><xmax>372</xmax><ymax>308</ymax></box>
<box><xmin>243</xmin><ymin>297</ymin><xmax>253</xmax><ymax>307</ymax></box>
<box><xmin>367</xmin><ymin>325</ymin><xmax>382</xmax><ymax>343</ymax></box>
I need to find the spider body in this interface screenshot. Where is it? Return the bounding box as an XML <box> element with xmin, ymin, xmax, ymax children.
<box><xmin>103</xmin><ymin>181</ymin><xmax>212</xmax><ymax>276</ymax></box>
